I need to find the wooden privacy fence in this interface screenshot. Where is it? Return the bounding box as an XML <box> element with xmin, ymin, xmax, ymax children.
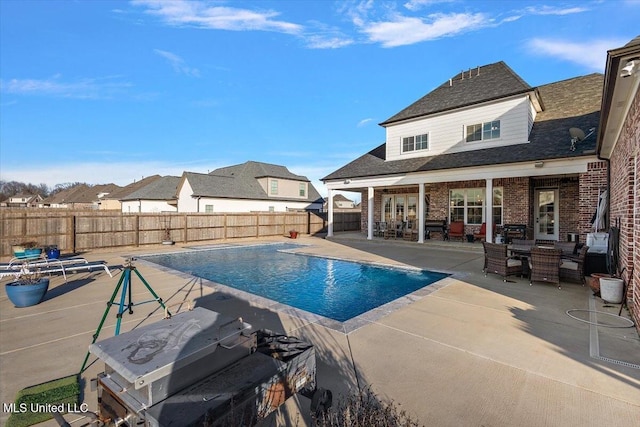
<box><xmin>0</xmin><ymin>210</ymin><xmax>361</xmax><ymax>257</ymax></box>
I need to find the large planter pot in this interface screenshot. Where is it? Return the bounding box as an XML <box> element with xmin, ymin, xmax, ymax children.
<box><xmin>289</xmin><ymin>231</ymin><xmax>299</xmax><ymax>239</ymax></box>
<box><xmin>5</xmin><ymin>278</ymin><xmax>50</xmax><ymax>307</ymax></box>
<box><xmin>600</xmin><ymin>278</ymin><xmax>624</xmax><ymax>304</ymax></box>
<box><xmin>589</xmin><ymin>273</ymin><xmax>612</xmax><ymax>294</ymax></box>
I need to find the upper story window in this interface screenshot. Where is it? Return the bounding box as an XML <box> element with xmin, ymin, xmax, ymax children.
<box><xmin>402</xmin><ymin>133</ymin><xmax>429</xmax><ymax>153</ymax></box>
<box><xmin>466</xmin><ymin>120</ymin><xmax>500</xmax><ymax>142</ymax></box>
<box><xmin>299</xmin><ymin>183</ymin><xmax>306</xmax><ymax>197</ymax></box>
<box><xmin>270</xmin><ymin>179</ymin><xmax>278</xmax><ymax>195</ymax></box>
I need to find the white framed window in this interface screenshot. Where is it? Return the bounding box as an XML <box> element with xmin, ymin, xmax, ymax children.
<box><xmin>401</xmin><ymin>133</ymin><xmax>429</xmax><ymax>153</ymax></box>
<box><xmin>449</xmin><ymin>188</ymin><xmax>503</xmax><ymax>225</ymax></box>
<box><xmin>270</xmin><ymin>179</ymin><xmax>278</xmax><ymax>195</ymax></box>
<box><xmin>466</xmin><ymin>120</ymin><xmax>500</xmax><ymax>142</ymax></box>
<box><xmin>205</xmin><ymin>204</ymin><xmax>213</xmax><ymax>213</ymax></box>
<box><xmin>299</xmin><ymin>183</ymin><xmax>306</xmax><ymax>197</ymax></box>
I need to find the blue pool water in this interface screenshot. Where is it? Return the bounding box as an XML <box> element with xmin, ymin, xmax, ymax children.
<box><xmin>142</xmin><ymin>244</ymin><xmax>448</xmax><ymax>322</ymax></box>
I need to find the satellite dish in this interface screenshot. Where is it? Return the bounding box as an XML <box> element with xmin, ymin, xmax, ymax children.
<box><xmin>569</xmin><ymin>127</ymin><xmax>585</xmax><ymax>142</ymax></box>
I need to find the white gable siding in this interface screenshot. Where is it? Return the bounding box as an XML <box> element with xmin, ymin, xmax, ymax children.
<box><xmin>257</xmin><ymin>177</ymin><xmax>308</xmax><ymax>199</ymax></box>
<box><xmin>177</xmin><ymin>179</ymin><xmax>198</xmax><ymax>212</ymax></box>
<box><xmin>386</xmin><ymin>95</ymin><xmax>532</xmax><ymax>161</ymax></box>
<box><xmin>121</xmin><ymin>200</ymin><xmax>177</xmax><ymax>213</ymax></box>
<box><xmin>188</xmin><ymin>197</ymin><xmax>321</xmax><ymax>213</ymax></box>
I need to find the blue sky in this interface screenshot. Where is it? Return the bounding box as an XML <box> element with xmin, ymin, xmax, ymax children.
<box><xmin>1</xmin><ymin>1</ymin><xmax>638</xmax><ymax>199</ymax></box>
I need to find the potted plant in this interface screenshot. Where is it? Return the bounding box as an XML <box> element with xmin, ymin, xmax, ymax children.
<box><xmin>5</xmin><ymin>271</ymin><xmax>50</xmax><ymax>308</ymax></box>
<box><xmin>289</xmin><ymin>230</ymin><xmax>299</xmax><ymax>239</ymax></box>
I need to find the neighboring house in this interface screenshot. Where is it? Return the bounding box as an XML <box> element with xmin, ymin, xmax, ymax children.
<box><xmin>323</xmin><ymin>61</ymin><xmax>606</xmax><ymax>245</ymax></box>
<box><xmin>6</xmin><ymin>193</ymin><xmax>43</xmax><ymax>207</ymax></box>
<box><xmin>596</xmin><ymin>37</ymin><xmax>640</xmax><ymax>329</ymax></box>
<box><xmin>120</xmin><ymin>176</ymin><xmax>180</xmax><ymax>213</ymax></box>
<box><xmin>323</xmin><ymin>194</ymin><xmax>361</xmax><ymax>212</ymax></box>
<box><xmin>102</xmin><ymin>175</ymin><xmax>162</xmax><ymax>211</ymax></box>
<box><xmin>177</xmin><ymin>161</ymin><xmax>323</xmax><ymax>213</ymax></box>
<box><xmin>41</xmin><ymin>184</ymin><xmax>121</xmax><ymax>209</ymax></box>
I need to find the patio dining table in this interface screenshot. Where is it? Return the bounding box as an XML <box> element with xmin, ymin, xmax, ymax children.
<box><xmin>508</xmin><ymin>244</ymin><xmax>534</xmax><ymax>276</ymax></box>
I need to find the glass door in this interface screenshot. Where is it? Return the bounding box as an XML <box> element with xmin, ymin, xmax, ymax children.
<box><xmin>383</xmin><ymin>195</ymin><xmax>394</xmax><ymax>222</ymax></box>
<box><xmin>534</xmin><ymin>189</ymin><xmax>559</xmax><ymax>240</ymax></box>
<box><xmin>395</xmin><ymin>196</ymin><xmax>406</xmax><ymax>222</ymax></box>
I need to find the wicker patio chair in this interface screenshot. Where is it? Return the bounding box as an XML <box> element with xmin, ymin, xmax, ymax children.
<box><xmin>483</xmin><ymin>241</ymin><xmax>523</xmax><ymax>282</ymax></box>
<box><xmin>560</xmin><ymin>245</ymin><xmax>589</xmax><ymax>285</ymax></box>
<box><xmin>378</xmin><ymin>221</ymin><xmax>388</xmax><ymax>238</ymax></box>
<box><xmin>529</xmin><ymin>247</ymin><xmax>563</xmax><ymax>289</ymax></box>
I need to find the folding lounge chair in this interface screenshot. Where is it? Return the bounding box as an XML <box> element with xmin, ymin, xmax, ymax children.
<box><xmin>1</xmin><ymin>260</ymin><xmax>112</xmax><ymax>282</ymax></box>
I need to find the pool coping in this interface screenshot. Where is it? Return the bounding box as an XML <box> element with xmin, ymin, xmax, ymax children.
<box><xmin>132</xmin><ymin>243</ymin><xmax>457</xmax><ymax>334</ymax></box>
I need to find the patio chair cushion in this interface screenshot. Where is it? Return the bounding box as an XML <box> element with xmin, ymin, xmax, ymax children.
<box><xmin>560</xmin><ymin>260</ymin><xmax>579</xmax><ymax>271</ymax></box>
<box><xmin>507</xmin><ymin>258</ymin><xmax>522</xmax><ymax>268</ymax></box>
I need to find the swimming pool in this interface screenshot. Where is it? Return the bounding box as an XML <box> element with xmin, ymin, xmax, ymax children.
<box><xmin>142</xmin><ymin>244</ymin><xmax>448</xmax><ymax>323</ymax></box>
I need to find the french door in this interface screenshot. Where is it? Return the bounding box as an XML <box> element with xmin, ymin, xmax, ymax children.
<box><xmin>534</xmin><ymin>189</ymin><xmax>559</xmax><ymax>240</ymax></box>
<box><xmin>382</xmin><ymin>194</ymin><xmax>418</xmax><ymax>222</ymax></box>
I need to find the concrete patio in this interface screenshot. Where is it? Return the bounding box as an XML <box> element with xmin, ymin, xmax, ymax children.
<box><xmin>1</xmin><ymin>234</ymin><xmax>638</xmax><ymax>426</ymax></box>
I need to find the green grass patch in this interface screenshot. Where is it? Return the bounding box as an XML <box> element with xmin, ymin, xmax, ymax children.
<box><xmin>6</xmin><ymin>374</ymin><xmax>80</xmax><ymax>427</ymax></box>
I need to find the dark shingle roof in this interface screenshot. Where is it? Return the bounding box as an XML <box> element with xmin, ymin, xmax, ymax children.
<box><xmin>106</xmin><ymin>175</ymin><xmax>162</xmax><ymax>200</ymax></box>
<box><xmin>210</xmin><ymin>161</ymin><xmax>309</xmax><ymax>181</ymax></box>
<box><xmin>183</xmin><ymin>161</ymin><xmax>323</xmax><ymax>203</ymax></box>
<box><xmin>120</xmin><ymin>176</ymin><xmax>180</xmax><ymax>201</ymax></box>
<box><xmin>380</xmin><ymin>61</ymin><xmax>533</xmax><ymax>126</ymax></box>
<box><xmin>323</xmin><ymin>73</ymin><xmax>603</xmax><ymax>181</ymax></box>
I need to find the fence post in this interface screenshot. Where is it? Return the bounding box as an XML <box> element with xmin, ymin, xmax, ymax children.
<box><xmin>224</xmin><ymin>214</ymin><xmax>228</xmax><ymax>239</ymax></box>
<box><xmin>135</xmin><ymin>215</ymin><xmax>140</xmax><ymax>247</ymax></box>
<box><xmin>184</xmin><ymin>214</ymin><xmax>188</xmax><ymax>243</ymax></box>
<box><xmin>256</xmin><ymin>213</ymin><xmax>260</xmax><ymax>238</ymax></box>
<box><xmin>72</xmin><ymin>215</ymin><xmax>77</xmax><ymax>254</ymax></box>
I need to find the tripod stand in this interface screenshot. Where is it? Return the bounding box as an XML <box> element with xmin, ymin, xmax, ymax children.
<box><xmin>80</xmin><ymin>258</ymin><xmax>170</xmax><ymax>373</ymax></box>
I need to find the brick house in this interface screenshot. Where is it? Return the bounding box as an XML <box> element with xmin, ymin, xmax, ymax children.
<box><xmin>323</xmin><ymin>62</ymin><xmax>607</xmax><ymax>246</ymax></box>
<box><xmin>597</xmin><ymin>36</ymin><xmax>640</xmax><ymax>329</ymax></box>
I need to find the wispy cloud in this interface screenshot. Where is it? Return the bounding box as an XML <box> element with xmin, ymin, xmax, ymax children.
<box><xmin>404</xmin><ymin>0</ymin><xmax>455</xmax><ymax>12</ymax></box>
<box><xmin>154</xmin><ymin>49</ymin><xmax>200</xmax><ymax>77</ymax></box>
<box><xmin>359</xmin><ymin>12</ymin><xmax>490</xmax><ymax>47</ymax></box>
<box><xmin>524</xmin><ymin>5</ymin><xmax>588</xmax><ymax>16</ymax></box>
<box><xmin>357</xmin><ymin>118</ymin><xmax>373</xmax><ymax>127</ymax></box>
<box><xmin>131</xmin><ymin>0</ymin><xmax>302</xmax><ymax>34</ymax></box>
<box><xmin>527</xmin><ymin>38</ymin><xmax>627</xmax><ymax>71</ymax></box>
<box><xmin>0</xmin><ymin>160</ymin><xmax>216</xmax><ymax>188</ymax></box>
<box><xmin>0</xmin><ymin>75</ymin><xmax>132</xmax><ymax>99</ymax></box>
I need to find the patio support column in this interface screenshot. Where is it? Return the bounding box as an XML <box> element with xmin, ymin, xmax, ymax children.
<box><xmin>418</xmin><ymin>183</ymin><xmax>425</xmax><ymax>243</ymax></box>
<box><xmin>367</xmin><ymin>187</ymin><xmax>374</xmax><ymax>240</ymax></box>
<box><xmin>327</xmin><ymin>189</ymin><xmax>334</xmax><ymax>237</ymax></box>
<box><xmin>486</xmin><ymin>178</ymin><xmax>494</xmax><ymax>243</ymax></box>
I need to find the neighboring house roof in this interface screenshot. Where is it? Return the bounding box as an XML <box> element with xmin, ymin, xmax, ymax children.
<box><xmin>10</xmin><ymin>193</ymin><xmax>41</xmax><ymax>201</ymax></box>
<box><xmin>182</xmin><ymin>161</ymin><xmax>323</xmax><ymax>203</ymax></box>
<box><xmin>120</xmin><ymin>176</ymin><xmax>180</xmax><ymax>201</ymax></box>
<box><xmin>42</xmin><ymin>185</ymin><xmax>90</xmax><ymax>205</ymax></box>
<box><xmin>380</xmin><ymin>61</ymin><xmax>534</xmax><ymax>126</ymax></box>
<box><xmin>42</xmin><ymin>184</ymin><xmax>121</xmax><ymax>205</ymax></box>
<box><xmin>71</xmin><ymin>184</ymin><xmax>120</xmax><ymax>204</ymax></box>
<box><xmin>107</xmin><ymin>175</ymin><xmax>162</xmax><ymax>201</ymax></box>
<box><xmin>210</xmin><ymin>160</ymin><xmax>309</xmax><ymax>181</ymax></box>
<box><xmin>323</xmin><ymin>72</ymin><xmax>602</xmax><ymax>181</ymax></box>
